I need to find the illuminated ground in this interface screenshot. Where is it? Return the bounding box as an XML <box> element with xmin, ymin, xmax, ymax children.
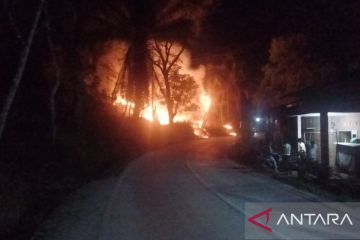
<box><xmin>33</xmin><ymin>137</ymin><xmax>323</xmax><ymax>240</ymax></box>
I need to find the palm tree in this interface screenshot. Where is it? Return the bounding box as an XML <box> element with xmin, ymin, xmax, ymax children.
<box><xmin>111</xmin><ymin>0</ymin><xmax>213</xmax><ymax>117</ymax></box>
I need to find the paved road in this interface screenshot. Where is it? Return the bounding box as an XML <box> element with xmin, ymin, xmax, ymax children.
<box><xmin>34</xmin><ymin>137</ymin><xmax>323</xmax><ymax>240</ymax></box>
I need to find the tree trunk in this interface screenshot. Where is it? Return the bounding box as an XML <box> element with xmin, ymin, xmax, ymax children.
<box><xmin>129</xmin><ymin>35</ymin><xmax>149</xmax><ymax>118</ymax></box>
<box><xmin>151</xmin><ymin>77</ymin><xmax>155</xmax><ymax>120</ymax></box>
<box><xmin>50</xmin><ymin>79</ymin><xmax>60</xmax><ymax>143</ymax></box>
<box><xmin>167</xmin><ymin>99</ymin><xmax>174</xmax><ymax>125</ymax></box>
<box><xmin>0</xmin><ymin>0</ymin><xmax>45</xmax><ymax>141</ymax></box>
<box><xmin>46</xmin><ymin>5</ymin><xmax>60</xmax><ymax>144</ymax></box>
<box><xmin>226</xmin><ymin>86</ymin><xmax>230</xmax><ymax>121</ymax></box>
<box><xmin>163</xmin><ymin>74</ymin><xmax>174</xmax><ymax>125</ymax></box>
<box><xmin>69</xmin><ymin>0</ymin><xmax>87</xmax><ymax>134</ymax></box>
<box><xmin>220</xmin><ymin>95</ymin><xmax>224</xmax><ymax>124</ymax></box>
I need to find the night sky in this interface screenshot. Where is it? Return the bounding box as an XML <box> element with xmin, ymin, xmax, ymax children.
<box><xmin>1</xmin><ymin>0</ymin><xmax>359</xmax><ymax>101</ymax></box>
<box><xmin>198</xmin><ymin>0</ymin><xmax>360</xmax><ymax>69</ymax></box>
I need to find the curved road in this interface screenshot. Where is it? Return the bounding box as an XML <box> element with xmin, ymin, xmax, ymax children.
<box><xmin>34</xmin><ymin>137</ymin><xmax>322</xmax><ymax>240</ymax></box>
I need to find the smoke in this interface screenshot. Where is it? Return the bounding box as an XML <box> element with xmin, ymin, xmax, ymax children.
<box><xmin>178</xmin><ymin>47</ymin><xmax>206</xmax><ymax>90</ymax></box>
<box><xmin>93</xmin><ymin>41</ymin><xmax>128</xmax><ymax>97</ymax></box>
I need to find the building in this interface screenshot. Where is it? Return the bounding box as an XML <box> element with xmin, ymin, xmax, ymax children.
<box><xmin>280</xmin><ymin>81</ymin><xmax>360</xmax><ymax>177</ymax></box>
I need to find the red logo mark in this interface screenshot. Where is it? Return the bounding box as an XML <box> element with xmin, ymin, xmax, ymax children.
<box><xmin>248</xmin><ymin>208</ymin><xmax>272</xmax><ymax>233</ymax></box>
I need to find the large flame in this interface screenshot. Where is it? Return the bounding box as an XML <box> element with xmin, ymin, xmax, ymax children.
<box><xmin>200</xmin><ymin>93</ymin><xmax>211</xmax><ymax>113</ymax></box>
<box><xmin>113</xmin><ymin>92</ymin><xmax>212</xmax><ymax>138</ymax></box>
<box><xmin>113</xmin><ymin>96</ymin><xmax>135</xmax><ymax>108</ymax></box>
<box><xmin>110</xmin><ymin>41</ymin><xmax>213</xmax><ymax>138</ymax></box>
<box><xmin>140</xmin><ymin>102</ymin><xmax>170</xmax><ymax>125</ymax></box>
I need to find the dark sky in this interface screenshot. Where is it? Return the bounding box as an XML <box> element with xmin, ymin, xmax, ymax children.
<box><xmin>198</xmin><ymin>0</ymin><xmax>360</xmax><ymax>68</ymax></box>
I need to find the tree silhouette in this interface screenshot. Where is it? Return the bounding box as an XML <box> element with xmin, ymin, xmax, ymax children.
<box><xmin>261</xmin><ymin>34</ymin><xmax>315</xmax><ymax>105</ymax></box>
<box><xmin>111</xmin><ymin>0</ymin><xmax>213</xmax><ymax>117</ymax></box>
<box><xmin>0</xmin><ymin>0</ymin><xmax>46</xmax><ymax>141</ymax></box>
<box><xmin>169</xmin><ymin>67</ymin><xmax>199</xmax><ymax>120</ymax></box>
<box><xmin>150</xmin><ymin>40</ymin><xmax>184</xmax><ymax>124</ymax></box>
<box><xmin>150</xmin><ymin>40</ymin><xmax>199</xmax><ymax>124</ymax></box>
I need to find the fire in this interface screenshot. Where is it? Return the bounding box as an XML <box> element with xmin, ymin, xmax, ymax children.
<box><xmin>200</xmin><ymin>93</ymin><xmax>211</xmax><ymax>113</ymax></box>
<box><xmin>114</xmin><ymin>92</ymin><xmax>212</xmax><ymax>138</ymax></box>
<box><xmin>114</xmin><ymin>96</ymin><xmax>135</xmax><ymax>108</ymax></box>
<box><xmin>113</xmin><ymin>96</ymin><xmax>171</xmax><ymax>124</ymax></box>
<box><xmin>188</xmin><ymin>93</ymin><xmax>212</xmax><ymax>138</ymax></box>
<box><xmin>223</xmin><ymin>124</ymin><xmax>233</xmax><ymax>130</ymax></box>
<box><xmin>140</xmin><ymin>102</ymin><xmax>171</xmax><ymax>125</ymax></box>
<box><xmin>111</xmin><ymin>42</ymin><xmax>212</xmax><ymax>137</ymax></box>
<box><xmin>223</xmin><ymin>124</ymin><xmax>238</xmax><ymax>137</ymax></box>
<box><xmin>193</xmin><ymin>127</ymin><xmax>209</xmax><ymax>138</ymax></box>
<box><xmin>114</xmin><ymin>94</ymin><xmax>210</xmax><ymax>125</ymax></box>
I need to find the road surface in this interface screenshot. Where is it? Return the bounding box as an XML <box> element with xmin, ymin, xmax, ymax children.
<box><xmin>33</xmin><ymin>137</ymin><xmax>323</xmax><ymax>240</ymax></box>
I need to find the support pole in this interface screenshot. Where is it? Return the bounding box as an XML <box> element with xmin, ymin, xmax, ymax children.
<box><xmin>297</xmin><ymin>115</ymin><xmax>302</xmax><ymax>138</ymax></box>
<box><xmin>320</xmin><ymin>111</ymin><xmax>329</xmax><ymax>180</ymax></box>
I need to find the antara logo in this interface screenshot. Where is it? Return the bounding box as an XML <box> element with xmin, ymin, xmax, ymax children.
<box><xmin>276</xmin><ymin>213</ymin><xmax>353</xmax><ymax>226</ymax></box>
<box><xmin>248</xmin><ymin>208</ymin><xmax>273</xmax><ymax>232</ymax></box>
<box><xmin>248</xmin><ymin>208</ymin><xmax>354</xmax><ymax>233</ymax></box>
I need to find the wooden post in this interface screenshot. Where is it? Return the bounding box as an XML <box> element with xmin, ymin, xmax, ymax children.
<box><xmin>320</xmin><ymin>111</ymin><xmax>329</xmax><ymax>180</ymax></box>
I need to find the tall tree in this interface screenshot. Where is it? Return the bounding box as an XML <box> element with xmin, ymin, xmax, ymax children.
<box><xmin>259</xmin><ymin>33</ymin><xmax>341</xmax><ymax>110</ymax></box>
<box><xmin>150</xmin><ymin>40</ymin><xmax>199</xmax><ymax>123</ymax></box>
<box><xmin>202</xmin><ymin>54</ymin><xmax>240</xmax><ymax>126</ymax></box>
<box><xmin>44</xmin><ymin>3</ymin><xmax>60</xmax><ymax>144</ymax></box>
<box><xmin>47</xmin><ymin>0</ymin><xmax>117</xmax><ymax>130</ymax></box>
<box><xmin>0</xmin><ymin>0</ymin><xmax>45</xmax><ymax>141</ymax></box>
<box><xmin>260</xmin><ymin>34</ymin><xmax>316</xmax><ymax>105</ymax></box>
<box><xmin>111</xmin><ymin>0</ymin><xmax>213</xmax><ymax>117</ymax></box>
<box><xmin>150</xmin><ymin>40</ymin><xmax>184</xmax><ymax>124</ymax></box>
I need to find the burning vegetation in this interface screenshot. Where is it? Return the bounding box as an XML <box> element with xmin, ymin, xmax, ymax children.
<box><xmin>97</xmin><ymin>40</ymin><xmax>224</xmax><ymax>138</ymax></box>
<box><xmin>92</xmin><ymin>39</ymin><xmax>242</xmax><ymax>138</ymax></box>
